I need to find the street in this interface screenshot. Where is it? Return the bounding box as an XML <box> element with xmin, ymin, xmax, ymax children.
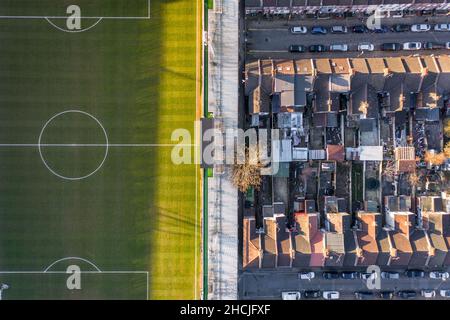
<box><xmin>245</xmin><ymin>15</ymin><xmax>450</xmax><ymax>60</ymax></box>
<box><xmin>240</xmin><ymin>270</ymin><xmax>450</xmax><ymax>300</ymax></box>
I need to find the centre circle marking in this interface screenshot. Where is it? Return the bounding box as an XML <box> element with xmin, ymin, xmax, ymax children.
<box><xmin>38</xmin><ymin>110</ymin><xmax>109</xmax><ymax>181</ymax></box>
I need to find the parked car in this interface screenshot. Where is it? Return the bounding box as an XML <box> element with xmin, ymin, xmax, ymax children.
<box><xmin>341</xmin><ymin>271</ymin><xmax>360</xmax><ymax>279</ymax></box>
<box><xmin>361</xmin><ymin>272</ymin><xmax>377</xmax><ymax>280</ymax></box>
<box><xmin>299</xmin><ymin>272</ymin><xmax>315</xmax><ymax>280</ymax></box>
<box><xmin>392</xmin><ymin>24</ymin><xmax>410</xmax><ymax>32</ymax></box>
<box><xmin>323</xmin><ymin>291</ymin><xmax>340</xmax><ymax>300</ymax></box>
<box><xmin>290</xmin><ymin>26</ymin><xmax>308</xmax><ymax>34</ymax></box>
<box><xmin>405</xmin><ymin>270</ymin><xmax>425</xmax><ymax>278</ymax></box>
<box><xmin>352</xmin><ymin>25</ymin><xmax>367</xmax><ymax>33</ymax></box>
<box><xmin>311</xmin><ymin>26</ymin><xmax>327</xmax><ymax>34</ymax></box>
<box><xmin>329</xmin><ymin>44</ymin><xmax>348</xmax><ymax>52</ymax></box>
<box><xmin>358</xmin><ymin>43</ymin><xmax>374</xmax><ymax>51</ymax></box>
<box><xmin>379</xmin><ymin>291</ymin><xmax>394</xmax><ymax>299</ymax></box>
<box><xmin>411</xmin><ymin>24</ymin><xmax>431</xmax><ymax>32</ymax></box>
<box><xmin>421</xmin><ymin>289</ymin><xmax>436</xmax><ymax>298</ymax></box>
<box><xmin>429</xmin><ymin>271</ymin><xmax>449</xmax><ymax>280</ymax></box>
<box><xmin>372</xmin><ymin>25</ymin><xmax>389</xmax><ymax>33</ymax></box>
<box><xmin>434</xmin><ymin>23</ymin><xmax>450</xmax><ymax>32</ymax></box>
<box><xmin>398</xmin><ymin>290</ymin><xmax>417</xmax><ymax>299</ymax></box>
<box><xmin>440</xmin><ymin>290</ymin><xmax>450</xmax><ymax>298</ymax></box>
<box><xmin>309</xmin><ymin>44</ymin><xmax>327</xmax><ymax>52</ymax></box>
<box><xmin>323</xmin><ymin>272</ymin><xmax>340</xmax><ymax>280</ymax></box>
<box><xmin>381</xmin><ymin>43</ymin><xmax>401</xmax><ymax>51</ymax></box>
<box><xmin>330</xmin><ymin>25</ymin><xmax>348</xmax><ymax>34</ymax></box>
<box><xmin>303</xmin><ymin>290</ymin><xmax>321</xmax><ymax>299</ymax></box>
<box><xmin>289</xmin><ymin>45</ymin><xmax>306</xmax><ymax>53</ymax></box>
<box><xmin>424</xmin><ymin>42</ymin><xmax>446</xmax><ymax>50</ymax></box>
<box><xmin>381</xmin><ymin>271</ymin><xmax>400</xmax><ymax>279</ymax></box>
<box><xmin>403</xmin><ymin>42</ymin><xmax>422</xmax><ymax>50</ymax></box>
<box><xmin>355</xmin><ymin>291</ymin><xmax>374</xmax><ymax>300</ymax></box>
<box><xmin>447</xmin><ymin>42</ymin><xmax>450</xmax><ymax>49</ymax></box>
<box><xmin>282</xmin><ymin>291</ymin><xmax>301</xmax><ymax>300</ymax></box>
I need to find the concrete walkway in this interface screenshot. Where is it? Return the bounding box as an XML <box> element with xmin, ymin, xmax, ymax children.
<box><xmin>206</xmin><ymin>0</ymin><xmax>239</xmax><ymax>300</ymax></box>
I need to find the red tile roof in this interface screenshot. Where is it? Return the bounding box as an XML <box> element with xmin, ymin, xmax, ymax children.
<box><xmin>327</xmin><ymin>145</ymin><xmax>345</xmax><ymax>162</ymax></box>
<box><xmin>243</xmin><ymin>217</ymin><xmax>261</xmax><ymax>269</ymax></box>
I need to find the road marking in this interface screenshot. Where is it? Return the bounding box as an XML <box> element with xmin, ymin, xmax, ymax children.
<box><xmin>247</xmin><ymin>28</ymin><xmax>287</xmax><ymax>31</ymax></box>
<box><xmin>248</xmin><ymin>50</ymin><xmax>288</xmax><ymax>53</ymax></box>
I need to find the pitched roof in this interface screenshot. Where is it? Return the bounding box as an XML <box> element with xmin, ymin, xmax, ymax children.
<box><xmin>343</xmin><ymin>231</ymin><xmax>358</xmax><ymax>267</ymax></box>
<box><xmin>389</xmin><ymin>231</ymin><xmax>413</xmax><ymax>266</ymax></box>
<box><xmin>262</xmin><ymin>218</ymin><xmax>277</xmax><ymax>268</ymax></box>
<box><xmin>376</xmin><ymin>230</ymin><xmax>392</xmax><ymax>266</ymax></box>
<box><xmin>327</xmin><ymin>144</ymin><xmax>345</xmax><ymax>162</ymax></box>
<box><xmin>243</xmin><ymin>217</ymin><xmax>261</xmax><ymax>269</ymax></box>
<box><xmin>293</xmin><ymin>213</ymin><xmax>320</xmax><ymax>267</ymax></box>
<box><xmin>409</xmin><ymin>229</ymin><xmax>432</xmax><ymax>267</ymax></box>
<box><xmin>249</xmin><ymin>86</ymin><xmax>271</xmax><ymax>114</ymax></box>
<box><xmin>325</xmin><ymin>232</ymin><xmax>345</xmax><ymax>267</ymax></box>
<box><xmin>276</xmin><ymin>215</ymin><xmax>292</xmax><ymax>267</ymax></box>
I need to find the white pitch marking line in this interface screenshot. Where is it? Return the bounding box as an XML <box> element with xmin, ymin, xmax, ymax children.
<box><xmin>0</xmin><ymin>0</ymin><xmax>151</xmax><ymax>20</ymax></box>
<box><xmin>194</xmin><ymin>0</ymin><xmax>199</xmax><ymax>301</ymax></box>
<box><xmin>0</xmin><ymin>144</ymin><xmax>196</xmax><ymax>147</ymax></box>
<box><xmin>0</xmin><ymin>16</ymin><xmax>149</xmax><ymax>19</ymax></box>
<box><xmin>0</xmin><ymin>271</ymin><xmax>148</xmax><ymax>274</ymax></box>
<box><xmin>0</xmin><ymin>270</ymin><xmax>149</xmax><ymax>299</ymax></box>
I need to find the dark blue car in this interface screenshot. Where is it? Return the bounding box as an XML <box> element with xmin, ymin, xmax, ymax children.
<box><xmin>372</xmin><ymin>25</ymin><xmax>389</xmax><ymax>33</ymax></box>
<box><xmin>311</xmin><ymin>26</ymin><xmax>327</xmax><ymax>34</ymax></box>
<box><xmin>352</xmin><ymin>25</ymin><xmax>367</xmax><ymax>33</ymax></box>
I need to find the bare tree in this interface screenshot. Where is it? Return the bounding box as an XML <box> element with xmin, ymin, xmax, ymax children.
<box><xmin>444</xmin><ymin>119</ymin><xmax>450</xmax><ymax>138</ymax></box>
<box><xmin>383</xmin><ymin>160</ymin><xmax>396</xmax><ymax>178</ymax></box>
<box><xmin>426</xmin><ymin>92</ymin><xmax>440</xmax><ymax>109</ymax></box>
<box><xmin>445</xmin><ymin>141</ymin><xmax>450</xmax><ymax>159</ymax></box>
<box><xmin>359</xmin><ymin>101</ymin><xmax>368</xmax><ymax>118</ymax></box>
<box><xmin>409</xmin><ymin>173</ymin><xmax>420</xmax><ymax>187</ymax></box>
<box><xmin>424</xmin><ymin>151</ymin><xmax>446</xmax><ymax>166</ymax></box>
<box><xmin>409</xmin><ymin>172</ymin><xmax>420</xmax><ymax>198</ymax></box>
<box><xmin>230</xmin><ymin>145</ymin><xmax>264</xmax><ymax>193</ymax></box>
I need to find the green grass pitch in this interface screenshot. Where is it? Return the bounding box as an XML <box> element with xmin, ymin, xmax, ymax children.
<box><xmin>0</xmin><ymin>0</ymin><xmax>201</xmax><ymax>299</ymax></box>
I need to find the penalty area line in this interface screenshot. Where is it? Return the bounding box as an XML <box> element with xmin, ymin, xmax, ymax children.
<box><xmin>0</xmin><ymin>144</ymin><xmax>196</xmax><ymax>147</ymax></box>
<box><xmin>0</xmin><ymin>271</ymin><xmax>148</xmax><ymax>274</ymax></box>
<box><xmin>0</xmin><ymin>270</ymin><xmax>149</xmax><ymax>299</ymax></box>
<box><xmin>0</xmin><ymin>0</ymin><xmax>151</xmax><ymax>19</ymax></box>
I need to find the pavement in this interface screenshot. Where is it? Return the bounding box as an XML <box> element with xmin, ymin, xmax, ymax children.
<box><xmin>206</xmin><ymin>0</ymin><xmax>239</xmax><ymax>300</ymax></box>
<box><xmin>240</xmin><ymin>270</ymin><xmax>450</xmax><ymax>300</ymax></box>
<box><xmin>245</xmin><ymin>15</ymin><xmax>450</xmax><ymax>60</ymax></box>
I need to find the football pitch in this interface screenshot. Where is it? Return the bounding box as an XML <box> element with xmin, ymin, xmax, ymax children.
<box><xmin>0</xmin><ymin>0</ymin><xmax>201</xmax><ymax>299</ymax></box>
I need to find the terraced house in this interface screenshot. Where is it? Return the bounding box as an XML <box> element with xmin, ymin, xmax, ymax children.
<box><xmin>242</xmin><ymin>56</ymin><xmax>450</xmax><ymax>270</ymax></box>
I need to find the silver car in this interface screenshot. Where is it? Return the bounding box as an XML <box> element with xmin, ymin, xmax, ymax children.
<box><xmin>403</xmin><ymin>42</ymin><xmax>422</xmax><ymax>50</ymax></box>
<box><xmin>323</xmin><ymin>291</ymin><xmax>340</xmax><ymax>300</ymax></box>
<box><xmin>381</xmin><ymin>271</ymin><xmax>400</xmax><ymax>279</ymax></box>
<box><xmin>358</xmin><ymin>43</ymin><xmax>374</xmax><ymax>51</ymax></box>
<box><xmin>330</xmin><ymin>25</ymin><xmax>348</xmax><ymax>34</ymax></box>
<box><xmin>440</xmin><ymin>290</ymin><xmax>450</xmax><ymax>298</ymax></box>
<box><xmin>421</xmin><ymin>290</ymin><xmax>436</xmax><ymax>298</ymax></box>
<box><xmin>329</xmin><ymin>44</ymin><xmax>348</xmax><ymax>52</ymax></box>
<box><xmin>290</xmin><ymin>26</ymin><xmax>308</xmax><ymax>34</ymax></box>
<box><xmin>411</xmin><ymin>24</ymin><xmax>431</xmax><ymax>32</ymax></box>
<box><xmin>434</xmin><ymin>23</ymin><xmax>450</xmax><ymax>31</ymax></box>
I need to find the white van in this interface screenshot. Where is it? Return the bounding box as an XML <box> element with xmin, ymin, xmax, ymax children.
<box><xmin>358</xmin><ymin>43</ymin><xmax>374</xmax><ymax>51</ymax></box>
<box><xmin>323</xmin><ymin>291</ymin><xmax>340</xmax><ymax>300</ymax></box>
<box><xmin>281</xmin><ymin>291</ymin><xmax>301</xmax><ymax>300</ymax></box>
<box><xmin>329</xmin><ymin>44</ymin><xmax>348</xmax><ymax>52</ymax></box>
